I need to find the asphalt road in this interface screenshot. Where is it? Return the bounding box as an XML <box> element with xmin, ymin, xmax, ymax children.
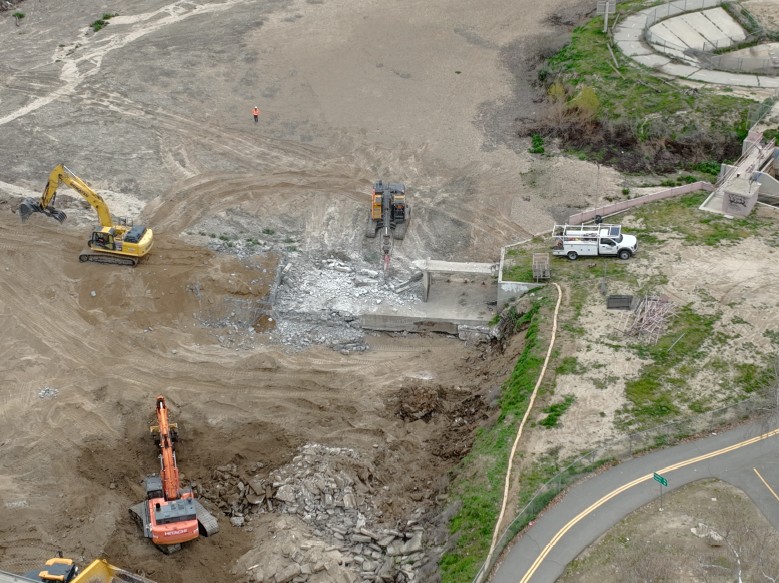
<box><xmin>490</xmin><ymin>417</ymin><xmax>779</xmax><ymax>583</ymax></box>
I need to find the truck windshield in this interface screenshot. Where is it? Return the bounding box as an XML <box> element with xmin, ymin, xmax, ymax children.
<box><xmin>615</xmin><ymin>234</ymin><xmax>623</xmax><ymax>243</ymax></box>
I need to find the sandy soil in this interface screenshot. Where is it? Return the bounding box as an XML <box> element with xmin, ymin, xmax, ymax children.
<box><xmin>0</xmin><ymin>0</ymin><xmax>600</xmax><ymax>580</ymax></box>
<box><xmin>4</xmin><ymin>0</ymin><xmax>779</xmax><ymax>579</ymax></box>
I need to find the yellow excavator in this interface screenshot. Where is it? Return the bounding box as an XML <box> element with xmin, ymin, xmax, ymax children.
<box><xmin>19</xmin><ymin>164</ymin><xmax>153</xmax><ymax>266</ymax></box>
<box><xmin>0</xmin><ymin>555</ymin><xmax>158</xmax><ymax>583</ymax></box>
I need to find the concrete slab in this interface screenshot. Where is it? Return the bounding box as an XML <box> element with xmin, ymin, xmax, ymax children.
<box><xmin>618</xmin><ymin>40</ymin><xmax>655</xmax><ymax>57</ymax></box>
<box><xmin>702</xmin><ymin>7</ymin><xmax>746</xmax><ymax>42</ymax></box>
<box><xmin>614</xmin><ymin>0</ymin><xmax>777</xmax><ymax>87</ymax></box>
<box><xmin>615</xmin><ymin>12</ymin><xmax>647</xmax><ymax>38</ymax></box>
<box><xmin>727</xmin><ymin>42</ymin><xmax>779</xmax><ymax>63</ymax></box>
<box><xmin>652</xmin><ymin>45</ymin><xmax>698</xmax><ymax>63</ymax></box>
<box><xmin>631</xmin><ymin>53</ymin><xmax>672</xmax><ymax>68</ymax></box>
<box><xmin>614</xmin><ymin>25</ymin><xmax>644</xmax><ymax>43</ymax></box>
<box><xmin>680</xmin><ymin>12</ymin><xmax>731</xmax><ymax>47</ymax></box>
<box><xmin>686</xmin><ymin>69</ymin><xmax>762</xmax><ymax>85</ymax></box>
<box><xmin>658</xmin><ymin>18</ymin><xmax>710</xmax><ymax>50</ymax></box>
<box><xmin>359</xmin><ymin>276</ymin><xmax>497</xmax><ymax>332</ymax></box>
<box><xmin>658</xmin><ymin>62</ymin><xmax>699</xmax><ymax>77</ymax></box>
<box><xmin>412</xmin><ymin>259</ymin><xmax>496</xmax><ymax>275</ymax></box>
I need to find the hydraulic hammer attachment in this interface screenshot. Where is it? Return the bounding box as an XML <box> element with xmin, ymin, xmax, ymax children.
<box><xmin>19</xmin><ymin>198</ymin><xmax>67</xmax><ymax>223</ymax></box>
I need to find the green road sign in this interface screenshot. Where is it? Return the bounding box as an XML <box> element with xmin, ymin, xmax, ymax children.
<box><xmin>653</xmin><ymin>472</ymin><xmax>668</xmax><ymax>487</ymax></box>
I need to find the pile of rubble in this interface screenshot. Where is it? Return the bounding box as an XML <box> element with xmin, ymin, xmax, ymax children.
<box><xmin>203</xmin><ymin>444</ymin><xmax>427</xmax><ymax>583</ymax></box>
<box><xmin>271</xmin><ymin>257</ymin><xmax>423</xmax><ymax>351</ymax></box>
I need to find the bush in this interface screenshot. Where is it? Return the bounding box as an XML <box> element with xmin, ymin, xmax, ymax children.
<box><xmin>693</xmin><ymin>161</ymin><xmax>721</xmax><ymax>175</ymax></box>
<box><xmin>13</xmin><ymin>11</ymin><xmax>24</xmax><ymax>19</ymax></box>
<box><xmin>90</xmin><ymin>14</ymin><xmax>116</xmax><ymax>32</ymax></box>
<box><xmin>529</xmin><ymin>134</ymin><xmax>545</xmax><ymax>154</ymax></box>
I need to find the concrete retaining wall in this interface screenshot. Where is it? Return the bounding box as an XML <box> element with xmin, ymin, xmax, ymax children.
<box><xmin>497</xmin><ymin>281</ymin><xmax>543</xmax><ymax>310</ymax></box>
<box><xmin>568</xmin><ymin>181</ymin><xmax>715</xmax><ymax>224</ymax></box>
<box><xmin>755</xmin><ymin>171</ymin><xmax>779</xmax><ymax>196</ymax></box>
<box><xmin>498</xmin><ymin>238</ymin><xmax>545</xmax><ymax>310</ymax></box>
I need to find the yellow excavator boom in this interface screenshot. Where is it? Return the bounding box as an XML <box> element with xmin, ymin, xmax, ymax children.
<box><xmin>31</xmin><ymin>164</ymin><xmax>113</xmax><ymax>226</ymax></box>
<box><xmin>72</xmin><ymin>559</ymin><xmax>158</xmax><ymax>583</ymax></box>
<box><xmin>0</xmin><ymin>559</ymin><xmax>158</xmax><ymax>583</ymax></box>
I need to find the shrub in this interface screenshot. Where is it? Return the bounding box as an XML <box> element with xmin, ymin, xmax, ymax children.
<box><xmin>529</xmin><ymin>134</ymin><xmax>545</xmax><ymax>154</ymax></box>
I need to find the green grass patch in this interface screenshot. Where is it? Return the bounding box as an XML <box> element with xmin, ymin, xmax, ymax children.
<box><xmin>441</xmin><ymin>298</ymin><xmax>547</xmax><ymax>583</ymax></box>
<box><xmin>556</xmin><ymin>356</ymin><xmax>582</xmax><ymax>375</ymax></box>
<box><xmin>624</xmin><ymin>306</ymin><xmax>718</xmax><ymax>426</ymax></box>
<box><xmin>630</xmin><ymin>191</ymin><xmax>771</xmax><ymax>247</ymax></box>
<box><xmin>529</xmin><ymin>134</ymin><xmax>545</xmax><ymax>154</ymax></box>
<box><xmin>540</xmin><ymin>395</ymin><xmax>575</xmax><ymax>428</ymax></box>
<box><xmin>90</xmin><ymin>13</ymin><xmax>117</xmax><ymax>32</ymax></box>
<box><xmin>735</xmin><ymin>362</ymin><xmax>773</xmax><ymax>394</ymax></box>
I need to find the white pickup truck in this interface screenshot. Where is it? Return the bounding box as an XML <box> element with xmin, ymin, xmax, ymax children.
<box><xmin>551</xmin><ymin>223</ymin><xmax>638</xmax><ymax>260</ymax></box>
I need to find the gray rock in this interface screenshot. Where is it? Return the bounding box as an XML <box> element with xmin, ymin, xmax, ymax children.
<box><xmin>274</xmin><ymin>563</ymin><xmax>302</xmax><ymax>583</ymax></box>
<box><xmin>275</xmin><ymin>484</ymin><xmax>297</xmax><ymax>503</ymax></box>
<box><xmin>401</xmin><ymin>533</ymin><xmax>422</xmax><ymax>554</ymax></box>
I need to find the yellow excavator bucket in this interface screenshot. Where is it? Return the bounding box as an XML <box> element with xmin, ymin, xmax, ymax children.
<box><xmin>72</xmin><ymin>560</ymin><xmax>158</xmax><ymax>583</ymax></box>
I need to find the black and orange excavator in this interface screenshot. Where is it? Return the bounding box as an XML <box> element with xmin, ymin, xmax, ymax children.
<box><xmin>365</xmin><ymin>180</ymin><xmax>410</xmax><ymax>275</ymax></box>
<box><xmin>130</xmin><ymin>396</ymin><xmax>218</xmax><ymax>553</ymax></box>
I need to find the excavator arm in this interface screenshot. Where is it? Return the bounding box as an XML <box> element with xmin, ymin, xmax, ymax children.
<box><xmin>153</xmin><ymin>396</ymin><xmax>182</xmax><ymax>501</ymax></box>
<box><xmin>20</xmin><ymin>164</ymin><xmax>113</xmax><ymax>227</ymax></box>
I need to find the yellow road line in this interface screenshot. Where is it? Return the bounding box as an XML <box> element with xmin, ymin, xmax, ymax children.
<box><xmin>753</xmin><ymin>467</ymin><xmax>779</xmax><ymax>504</ymax></box>
<box><xmin>517</xmin><ymin>427</ymin><xmax>779</xmax><ymax>583</ymax></box>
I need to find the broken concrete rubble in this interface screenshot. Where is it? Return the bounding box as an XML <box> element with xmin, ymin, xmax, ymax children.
<box><xmin>210</xmin><ymin>444</ymin><xmax>426</xmax><ymax>582</ymax></box>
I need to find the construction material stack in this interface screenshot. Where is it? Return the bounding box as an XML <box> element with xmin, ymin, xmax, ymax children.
<box><xmin>130</xmin><ymin>396</ymin><xmax>218</xmax><ymax>553</ymax></box>
<box><xmin>365</xmin><ymin>180</ymin><xmax>410</xmax><ymax>274</ymax></box>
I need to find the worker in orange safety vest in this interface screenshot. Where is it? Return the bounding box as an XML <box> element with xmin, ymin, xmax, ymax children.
<box><xmin>252</xmin><ymin>106</ymin><xmax>261</xmax><ymax>124</ymax></box>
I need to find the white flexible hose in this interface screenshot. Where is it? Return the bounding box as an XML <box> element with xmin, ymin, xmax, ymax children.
<box><xmin>478</xmin><ymin>282</ymin><xmax>563</xmax><ymax>582</ymax></box>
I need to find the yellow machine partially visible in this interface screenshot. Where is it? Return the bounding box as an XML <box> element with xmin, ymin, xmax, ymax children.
<box><xmin>0</xmin><ymin>556</ymin><xmax>158</xmax><ymax>583</ymax></box>
<box><xmin>19</xmin><ymin>164</ymin><xmax>153</xmax><ymax>266</ymax></box>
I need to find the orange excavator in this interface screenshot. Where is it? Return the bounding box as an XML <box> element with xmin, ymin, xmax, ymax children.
<box><xmin>130</xmin><ymin>396</ymin><xmax>218</xmax><ymax>553</ymax></box>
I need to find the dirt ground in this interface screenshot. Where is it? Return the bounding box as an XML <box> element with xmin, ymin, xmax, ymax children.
<box><xmin>0</xmin><ymin>0</ymin><xmax>598</xmax><ymax>580</ymax></box>
<box><xmin>7</xmin><ymin>0</ymin><xmax>779</xmax><ymax>581</ymax></box>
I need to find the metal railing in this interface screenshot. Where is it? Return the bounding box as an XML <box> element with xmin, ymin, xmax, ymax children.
<box><xmin>640</xmin><ymin>0</ymin><xmax>778</xmax><ymax>75</ymax></box>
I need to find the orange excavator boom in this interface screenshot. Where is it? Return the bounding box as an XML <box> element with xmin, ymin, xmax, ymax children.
<box><xmin>153</xmin><ymin>396</ymin><xmax>181</xmax><ymax>501</ymax></box>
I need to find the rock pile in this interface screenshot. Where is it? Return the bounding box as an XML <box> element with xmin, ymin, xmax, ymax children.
<box><xmin>271</xmin><ymin>257</ymin><xmax>422</xmax><ymax>350</ymax></box>
<box><xmin>204</xmin><ymin>444</ymin><xmax>427</xmax><ymax>582</ymax></box>
<box><xmin>38</xmin><ymin>387</ymin><xmax>59</xmax><ymax>399</ymax></box>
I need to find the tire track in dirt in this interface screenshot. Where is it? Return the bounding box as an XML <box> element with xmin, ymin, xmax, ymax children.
<box><xmin>80</xmin><ymin>88</ymin><xmax>321</xmax><ymax>172</ymax></box>
<box><xmin>0</xmin><ymin>0</ymin><xmax>246</xmax><ymax>127</ymax></box>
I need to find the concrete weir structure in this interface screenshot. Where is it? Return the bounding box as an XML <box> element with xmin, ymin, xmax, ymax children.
<box><xmin>359</xmin><ymin>260</ymin><xmax>499</xmax><ymax>337</ymax></box>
